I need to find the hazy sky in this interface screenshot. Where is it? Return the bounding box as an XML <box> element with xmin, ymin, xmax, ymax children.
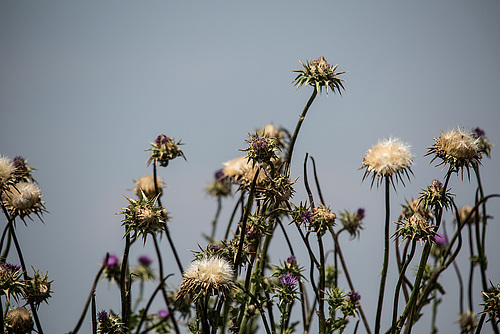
<box><xmin>1</xmin><ymin>1</ymin><xmax>500</xmax><ymax>333</ymax></box>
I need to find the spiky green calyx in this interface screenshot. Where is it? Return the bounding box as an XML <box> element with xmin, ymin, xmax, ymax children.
<box><xmin>293</xmin><ymin>56</ymin><xmax>346</xmax><ymax>95</ymax></box>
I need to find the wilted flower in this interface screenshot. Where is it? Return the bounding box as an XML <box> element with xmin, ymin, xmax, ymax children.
<box><xmin>361</xmin><ymin>137</ymin><xmax>413</xmax><ymax>187</ymax></box>
<box><xmin>293</xmin><ymin>56</ymin><xmax>346</xmax><ymax>95</ymax></box>
<box><xmin>395</xmin><ymin>212</ymin><xmax>436</xmax><ymax>246</ymax></box>
<box><xmin>472</xmin><ymin>127</ymin><xmax>494</xmax><ymax>159</ymax></box>
<box><xmin>118</xmin><ymin>191</ymin><xmax>167</xmax><ymax>242</ymax></box>
<box><xmin>24</xmin><ymin>268</ymin><xmax>53</xmax><ymax>308</ymax></box>
<box><xmin>206</xmin><ymin>169</ymin><xmax>231</xmax><ymax>197</ymax></box>
<box><xmin>310</xmin><ymin>204</ymin><xmax>337</xmax><ymax>237</ymax></box>
<box><xmin>456</xmin><ymin>205</ymin><xmax>480</xmax><ymax>225</ymax></box>
<box><xmin>0</xmin><ymin>155</ymin><xmax>15</xmax><ymax>189</ymax></box>
<box><xmin>0</xmin><ymin>262</ymin><xmax>25</xmax><ymax>304</ymax></box>
<box><xmin>2</xmin><ymin>181</ymin><xmax>45</xmax><ymax>220</ymax></box>
<box><xmin>176</xmin><ymin>257</ymin><xmax>234</xmax><ymax>305</ymax></box>
<box><xmin>426</xmin><ymin>128</ymin><xmax>481</xmax><ymax>177</ymax></box>
<box><xmin>146</xmin><ymin>134</ymin><xmax>186</xmax><ymax>167</ymax></box>
<box><xmin>12</xmin><ymin>156</ymin><xmax>36</xmax><ymax>183</ymax></box>
<box><xmin>339</xmin><ymin>208</ymin><xmax>365</xmax><ymax>238</ymax></box>
<box><xmin>134</xmin><ymin>174</ymin><xmax>164</xmax><ymax>200</ymax></box>
<box><xmin>479</xmin><ymin>283</ymin><xmax>500</xmax><ymax>324</ymax></box>
<box><xmin>5</xmin><ymin>307</ymin><xmax>34</xmax><ymax>334</ymax></box>
<box><xmin>457</xmin><ymin>309</ymin><xmax>477</xmax><ymax>333</ymax></box>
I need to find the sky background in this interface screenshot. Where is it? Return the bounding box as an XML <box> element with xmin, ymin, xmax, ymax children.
<box><xmin>1</xmin><ymin>1</ymin><xmax>500</xmax><ymax>333</ymax></box>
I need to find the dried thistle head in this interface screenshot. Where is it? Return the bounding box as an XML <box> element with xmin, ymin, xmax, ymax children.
<box><xmin>293</xmin><ymin>56</ymin><xmax>346</xmax><ymax>95</ymax></box>
<box><xmin>256</xmin><ymin>174</ymin><xmax>296</xmax><ymax>209</ymax></box>
<box><xmin>146</xmin><ymin>134</ymin><xmax>186</xmax><ymax>167</ymax></box>
<box><xmin>2</xmin><ymin>182</ymin><xmax>46</xmax><ymax>221</ymax></box>
<box><xmin>361</xmin><ymin>137</ymin><xmax>414</xmax><ymax>188</ymax></box>
<box><xmin>0</xmin><ymin>263</ymin><xmax>25</xmax><ymax>305</ymax></box>
<box><xmin>242</xmin><ymin>133</ymin><xmax>280</xmax><ymax>166</ymax></box>
<box><xmin>0</xmin><ymin>155</ymin><xmax>16</xmax><ymax>190</ymax></box>
<box><xmin>426</xmin><ymin>128</ymin><xmax>481</xmax><ymax>178</ymax></box>
<box><xmin>118</xmin><ymin>192</ymin><xmax>167</xmax><ymax>242</ymax></box>
<box><xmin>24</xmin><ymin>267</ymin><xmax>53</xmax><ymax>308</ymax></box>
<box><xmin>12</xmin><ymin>156</ymin><xmax>37</xmax><ymax>183</ymax></box>
<box><xmin>97</xmin><ymin>310</ymin><xmax>125</xmax><ymax>334</ymax></box>
<box><xmin>400</xmin><ymin>198</ymin><xmax>433</xmax><ymax>222</ymax></box>
<box><xmin>457</xmin><ymin>309</ymin><xmax>477</xmax><ymax>334</ymax></box>
<box><xmin>310</xmin><ymin>204</ymin><xmax>337</xmax><ymax>237</ymax></box>
<box><xmin>418</xmin><ymin>179</ymin><xmax>454</xmax><ymax>211</ymax></box>
<box><xmin>5</xmin><ymin>307</ymin><xmax>34</xmax><ymax>334</ymax></box>
<box><xmin>394</xmin><ymin>212</ymin><xmax>436</xmax><ymax>246</ymax></box>
<box><xmin>256</xmin><ymin>123</ymin><xmax>289</xmax><ymax>150</ymax></box>
<box><xmin>455</xmin><ymin>205</ymin><xmax>480</xmax><ymax>226</ymax></box>
<box><xmin>176</xmin><ymin>257</ymin><xmax>234</xmax><ymax>305</ymax></box>
<box><xmin>134</xmin><ymin>174</ymin><xmax>164</xmax><ymax>200</ymax></box>
<box><xmin>479</xmin><ymin>283</ymin><xmax>500</xmax><ymax>324</ymax></box>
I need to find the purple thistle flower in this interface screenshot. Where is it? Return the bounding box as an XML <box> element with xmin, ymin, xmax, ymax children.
<box><xmin>105</xmin><ymin>254</ymin><xmax>119</xmax><ymax>269</ymax></box>
<box><xmin>208</xmin><ymin>243</ymin><xmax>221</xmax><ymax>252</ymax></box>
<box><xmin>97</xmin><ymin>310</ymin><xmax>109</xmax><ymax>322</ymax></box>
<box><xmin>286</xmin><ymin>255</ymin><xmax>297</xmax><ymax>266</ymax></box>
<box><xmin>356</xmin><ymin>208</ymin><xmax>365</xmax><ymax>220</ymax></box>
<box><xmin>12</xmin><ymin>156</ymin><xmax>27</xmax><ymax>171</ymax></box>
<box><xmin>214</xmin><ymin>169</ymin><xmax>225</xmax><ymax>181</ymax></box>
<box><xmin>155</xmin><ymin>134</ymin><xmax>171</xmax><ymax>146</ymax></box>
<box><xmin>434</xmin><ymin>234</ymin><xmax>448</xmax><ymax>247</ymax></box>
<box><xmin>158</xmin><ymin>309</ymin><xmax>169</xmax><ymax>318</ymax></box>
<box><xmin>347</xmin><ymin>291</ymin><xmax>361</xmax><ymax>303</ymax></box>
<box><xmin>280</xmin><ymin>273</ymin><xmax>298</xmax><ymax>287</ymax></box>
<box><xmin>4</xmin><ymin>263</ymin><xmax>21</xmax><ymax>272</ymax></box>
<box><xmin>252</xmin><ymin>136</ymin><xmax>268</xmax><ymax>151</ymax></box>
<box><xmin>301</xmin><ymin>211</ymin><xmax>313</xmax><ymax>225</ymax></box>
<box><xmin>472</xmin><ymin>127</ymin><xmax>486</xmax><ymax>139</ymax></box>
<box><xmin>138</xmin><ymin>255</ymin><xmax>153</xmax><ymax>267</ymax></box>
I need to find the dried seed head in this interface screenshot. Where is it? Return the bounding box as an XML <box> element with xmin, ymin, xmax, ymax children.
<box><xmin>427</xmin><ymin>128</ymin><xmax>481</xmax><ymax>178</ymax></box>
<box><xmin>418</xmin><ymin>179</ymin><xmax>454</xmax><ymax>211</ymax></box>
<box><xmin>134</xmin><ymin>174</ymin><xmax>164</xmax><ymax>200</ymax></box>
<box><xmin>146</xmin><ymin>134</ymin><xmax>185</xmax><ymax>167</ymax></box>
<box><xmin>0</xmin><ymin>156</ymin><xmax>15</xmax><ymax>189</ymax></box>
<box><xmin>457</xmin><ymin>309</ymin><xmax>478</xmax><ymax>333</ymax></box>
<box><xmin>176</xmin><ymin>257</ymin><xmax>234</xmax><ymax>305</ymax></box>
<box><xmin>395</xmin><ymin>212</ymin><xmax>436</xmax><ymax>246</ymax></box>
<box><xmin>293</xmin><ymin>56</ymin><xmax>346</xmax><ymax>95</ymax></box>
<box><xmin>361</xmin><ymin>137</ymin><xmax>413</xmax><ymax>188</ymax></box>
<box><xmin>456</xmin><ymin>205</ymin><xmax>480</xmax><ymax>225</ymax></box>
<box><xmin>479</xmin><ymin>283</ymin><xmax>500</xmax><ymax>324</ymax></box>
<box><xmin>24</xmin><ymin>268</ymin><xmax>53</xmax><ymax>308</ymax></box>
<box><xmin>310</xmin><ymin>205</ymin><xmax>336</xmax><ymax>237</ymax></box>
<box><xmin>3</xmin><ymin>182</ymin><xmax>45</xmax><ymax>221</ymax></box>
<box><xmin>5</xmin><ymin>307</ymin><xmax>34</xmax><ymax>334</ymax></box>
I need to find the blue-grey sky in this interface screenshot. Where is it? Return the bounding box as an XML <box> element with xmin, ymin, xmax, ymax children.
<box><xmin>1</xmin><ymin>1</ymin><xmax>500</xmax><ymax>333</ymax></box>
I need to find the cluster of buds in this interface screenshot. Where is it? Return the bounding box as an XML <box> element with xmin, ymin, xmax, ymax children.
<box><xmin>176</xmin><ymin>256</ymin><xmax>234</xmax><ymax>305</ymax></box>
<box><xmin>418</xmin><ymin>179</ymin><xmax>454</xmax><ymax>211</ymax></box>
<box><xmin>339</xmin><ymin>208</ymin><xmax>365</xmax><ymax>238</ymax></box>
<box><xmin>118</xmin><ymin>192</ymin><xmax>167</xmax><ymax>242</ymax></box>
<box><xmin>293</xmin><ymin>56</ymin><xmax>346</xmax><ymax>95</ymax></box>
<box><xmin>325</xmin><ymin>287</ymin><xmax>360</xmax><ymax>332</ymax></box>
<box><xmin>395</xmin><ymin>212</ymin><xmax>436</xmax><ymax>246</ymax></box>
<box><xmin>426</xmin><ymin>128</ymin><xmax>482</xmax><ymax>178</ymax></box>
<box><xmin>146</xmin><ymin>134</ymin><xmax>185</xmax><ymax>167</ymax></box>
<box><xmin>97</xmin><ymin>310</ymin><xmax>125</xmax><ymax>334</ymax></box>
<box><xmin>243</xmin><ymin>133</ymin><xmax>280</xmax><ymax>166</ymax></box>
<box><xmin>5</xmin><ymin>307</ymin><xmax>34</xmax><ymax>334</ymax></box>
<box><xmin>206</xmin><ymin>169</ymin><xmax>231</xmax><ymax>197</ymax></box>
<box><xmin>479</xmin><ymin>283</ymin><xmax>500</xmax><ymax>324</ymax></box>
<box><xmin>24</xmin><ymin>268</ymin><xmax>53</xmax><ymax>308</ymax></box>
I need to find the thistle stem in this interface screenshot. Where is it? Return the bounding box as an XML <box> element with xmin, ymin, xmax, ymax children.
<box><xmin>284</xmin><ymin>88</ymin><xmax>317</xmax><ymax>175</ymax></box>
<box><xmin>374</xmin><ymin>177</ymin><xmax>391</xmax><ymax>334</ymax></box>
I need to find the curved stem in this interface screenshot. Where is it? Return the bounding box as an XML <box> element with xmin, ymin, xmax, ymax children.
<box><xmin>374</xmin><ymin>177</ymin><xmax>391</xmax><ymax>334</ymax></box>
<box><xmin>284</xmin><ymin>88</ymin><xmax>318</xmax><ymax>175</ymax></box>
